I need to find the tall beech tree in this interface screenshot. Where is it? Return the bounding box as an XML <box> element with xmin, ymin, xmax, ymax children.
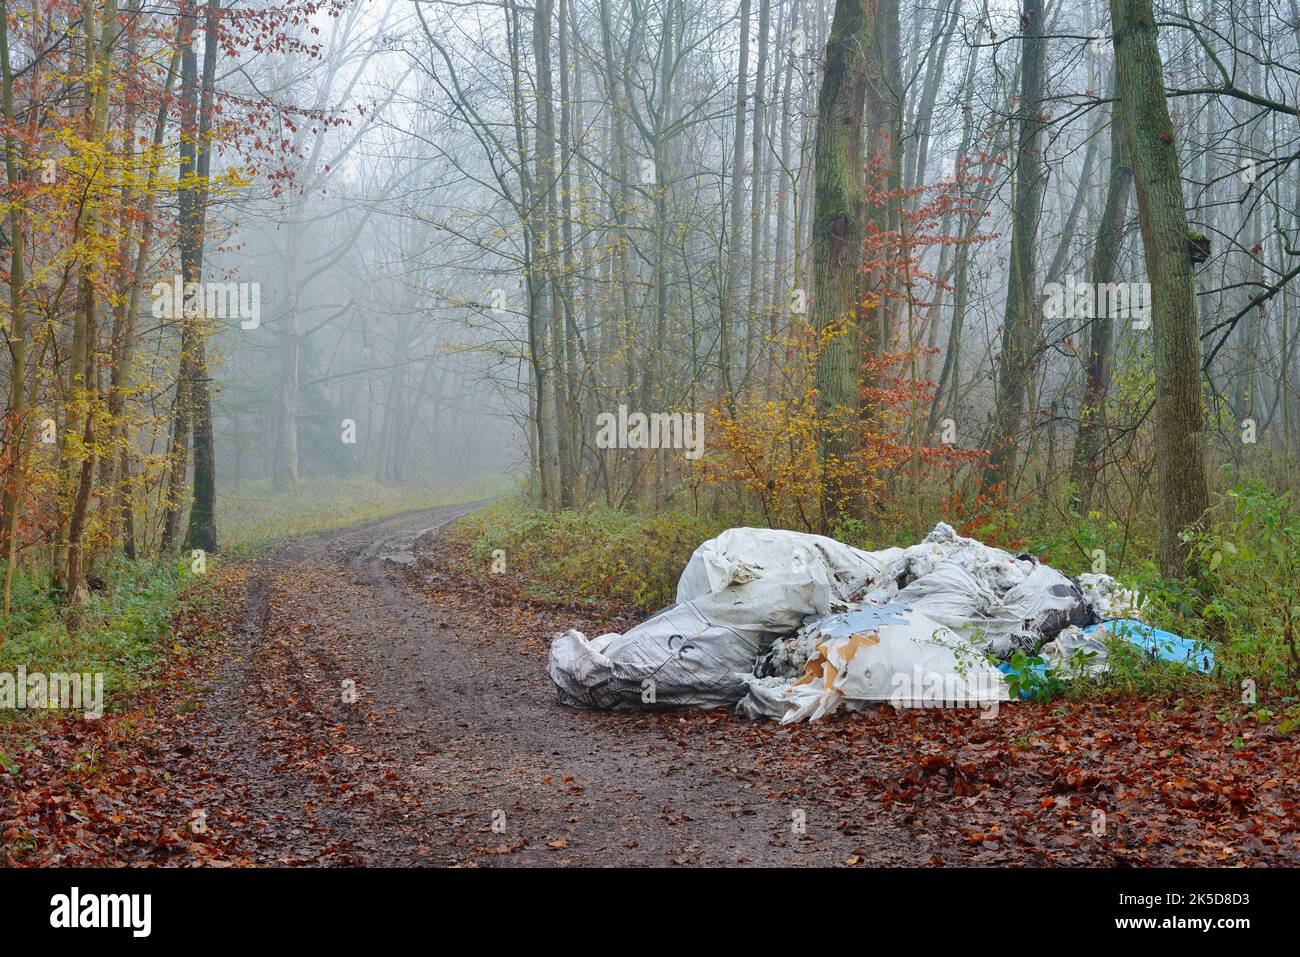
<box><xmin>1069</xmin><ymin>81</ymin><xmax>1132</xmax><ymax>513</ymax></box>
<box><xmin>810</xmin><ymin>0</ymin><xmax>872</xmax><ymax>526</ymax></box>
<box><xmin>1109</xmin><ymin>0</ymin><xmax>1210</xmax><ymax>575</ymax></box>
<box><xmin>981</xmin><ymin>0</ymin><xmax>1047</xmax><ymax>495</ymax></box>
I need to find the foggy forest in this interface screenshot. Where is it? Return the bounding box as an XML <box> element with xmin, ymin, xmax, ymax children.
<box><xmin>1</xmin><ymin>0</ymin><xmax>1299</xmax><ymax>876</ymax></box>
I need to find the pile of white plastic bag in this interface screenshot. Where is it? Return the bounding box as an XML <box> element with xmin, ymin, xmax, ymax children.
<box><xmin>546</xmin><ymin>522</ymin><xmax>1146</xmax><ymax>723</ymax></box>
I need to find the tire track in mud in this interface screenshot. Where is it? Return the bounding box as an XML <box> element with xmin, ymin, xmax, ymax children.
<box><xmin>199</xmin><ymin>506</ymin><xmax>1300</xmax><ymax>866</ymax></box>
<box><xmin>218</xmin><ymin>502</ymin><xmax>923</xmax><ymax>866</ymax></box>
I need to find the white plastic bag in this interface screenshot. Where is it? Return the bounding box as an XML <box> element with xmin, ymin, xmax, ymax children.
<box><xmin>737</xmin><ymin>606</ymin><xmax>1009</xmax><ymax>723</ymax></box>
<box><xmin>549</xmin><ymin>528</ymin><xmax>898</xmax><ymax>711</ymax></box>
<box><xmin>1039</xmin><ymin>625</ymin><xmax>1109</xmax><ymax>677</ymax></box>
<box><xmin>546</xmin><ymin>523</ymin><xmax>1128</xmax><ymax>722</ymax></box>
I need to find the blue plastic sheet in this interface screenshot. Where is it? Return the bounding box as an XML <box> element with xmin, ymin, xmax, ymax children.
<box><xmin>996</xmin><ymin>618</ymin><xmax>1213</xmax><ymax>698</ymax></box>
<box><xmin>1084</xmin><ymin>618</ymin><xmax>1215</xmax><ymax>673</ymax></box>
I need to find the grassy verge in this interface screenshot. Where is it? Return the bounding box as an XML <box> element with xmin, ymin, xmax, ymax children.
<box><xmin>0</xmin><ymin>558</ymin><xmax>217</xmax><ymax>726</ymax></box>
<box><xmin>1</xmin><ymin>474</ymin><xmax>515</xmax><ymax>726</ymax></box>
<box><xmin>450</xmin><ymin>490</ymin><xmax>1300</xmax><ymax>709</ymax></box>
<box><xmin>220</xmin><ymin>473</ymin><xmax>519</xmax><ymax>553</ymax></box>
<box><xmin>445</xmin><ymin>496</ymin><xmax>744</xmax><ymax>610</ymax></box>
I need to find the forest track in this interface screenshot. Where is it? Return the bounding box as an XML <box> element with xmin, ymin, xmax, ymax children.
<box><xmin>189</xmin><ymin>506</ymin><xmax>1298</xmax><ymax>867</ymax></box>
<box><xmin>214</xmin><ymin>503</ymin><xmax>924</xmax><ymax>865</ymax></box>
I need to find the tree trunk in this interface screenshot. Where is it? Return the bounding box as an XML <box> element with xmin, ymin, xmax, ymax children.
<box><xmin>65</xmin><ymin>0</ymin><xmax>119</xmax><ymax>615</ymax></box>
<box><xmin>0</xmin><ymin>0</ymin><xmax>27</xmax><ymax>616</ymax></box>
<box><xmin>981</xmin><ymin>0</ymin><xmax>1047</xmax><ymax>495</ymax></box>
<box><xmin>925</xmin><ymin>45</ymin><xmax>984</xmax><ymax>436</ymax></box>
<box><xmin>161</xmin><ymin>4</ymin><xmax>201</xmax><ymax>549</ymax></box>
<box><xmin>184</xmin><ymin>0</ymin><xmax>222</xmax><ymax>554</ymax></box>
<box><xmin>863</xmin><ymin>0</ymin><xmax>900</xmax><ymax>353</ymax></box>
<box><xmin>1069</xmin><ymin>87</ymin><xmax>1132</xmax><ymax>512</ymax></box>
<box><xmin>1110</xmin><ymin>0</ymin><xmax>1210</xmax><ymax>577</ymax></box>
<box><xmin>534</xmin><ymin>0</ymin><xmax>567</xmax><ymax>507</ymax></box>
<box><xmin>720</xmin><ymin>0</ymin><xmax>751</xmax><ymax>399</ymax></box>
<box><xmin>811</xmin><ymin>0</ymin><xmax>873</xmax><ymax>528</ymax></box>
<box><xmin>746</xmin><ymin>0</ymin><xmax>771</xmax><ymax>379</ymax></box>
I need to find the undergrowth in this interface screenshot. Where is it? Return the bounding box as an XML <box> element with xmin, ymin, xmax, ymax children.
<box><xmin>455</xmin><ymin>475</ymin><xmax>1300</xmax><ymax>708</ymax></box>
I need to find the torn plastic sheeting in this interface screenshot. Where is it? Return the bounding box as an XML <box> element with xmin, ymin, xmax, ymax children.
<box><xmin>737</xmin><ymin>607</ymin><xmax>1009</xmax><ymax>723</ymax></box>
<box><xmin>856</xmin><ymin>522</ymin><xmax>1095</xmax><ymax>658</ymax></box>
<box><xmin>548</xmin><ymin>605</ymin><xmax>760</xmax><ymax>711</ymax></box>
<box><xmin>546</xmin><ymin>523</ymin><xmax>1129</xmax><ymax>722</ymax></box>
<box><xmin>996</xmin><ymin>626</ymin><xmax>1107</xmax><ymax>699</ymax></box>
<box><xmin>548</xmin><ymin>528</ymin><xmax>890</xmax><ymax>711</ymax></box>
<box><xmin>1039</xmin><ymin>625</ymin><xmax>1110</xmax><ymax>678</ymax></box>
<box><xmin>999</xmin><ymin>619</ymin><xmax>1211</xmax><ymax>698</ymax></box>
<box><xmin>891</xmin><ymin>561</ymin><xmax>1092</xmax><ymax>657</ymax></box>
<box><xmin>674</xmin><ymin>527</ymin><xmax>900</xmax><ymax>606</ymax></box>
<box><xmin>859</xmin><ymin>521</ymin><xmax>1030</xmax><ymax>598</ymax></box>
<box><xmin>1076</xmin><ymin>573</ymin><xmax>1147</xmax><ymax>621</ymax></box>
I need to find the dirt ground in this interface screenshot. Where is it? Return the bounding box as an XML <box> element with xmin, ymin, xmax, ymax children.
<box><xmin>11</xmin><ymin>504</ymin><xmax>1293</xmax><ymax>867</ymax></box>
<box><xmin>147</xmin><ymin>504</ymin><xmax>1291</xmax><ymax>867</ymax></box>
<box><xmin>212</xmin><ymin>502</ymin><xmax>898</xmax><ymax>865</ymax></box>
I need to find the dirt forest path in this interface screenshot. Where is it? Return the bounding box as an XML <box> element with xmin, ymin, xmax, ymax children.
<box><xmin>218</xmin><ymin>502</ymin><xmax>914</xmax><ymax>865</ymax></box>
<box><xmin>182</xmin><ymin>506</ymin><xmax>1296</xmax><ymax>867</ymax></box>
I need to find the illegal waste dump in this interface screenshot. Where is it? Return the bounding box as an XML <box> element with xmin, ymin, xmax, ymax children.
<box><xmin>547</xmin><ymin>523</ymin><xmax>1210</xmax><ymax>723</ymax></box>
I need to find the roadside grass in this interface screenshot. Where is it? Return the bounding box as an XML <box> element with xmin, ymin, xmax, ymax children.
<box><xmin>220</xmin><ymin>473</ymin><xmax>519</xmax><ymax>553</ymax></box>
<box><xmin>447</xmin><ymin>496</ymin><xmax>745</xmax><ymax>610</ymax></box>
<box><xmin>451</xmin><ymin>486</ymin><xmax>1300</xmax><ymax>711</ymax></box>
<box><xmin>0</xmin><ymin>474</ymin><xmax>516</xmax><ymax>729</ymax></box>
<box><xmin>0</xmin><ymin>557</ymin><xmax>206</xmax><ymax>727</ymax></box>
